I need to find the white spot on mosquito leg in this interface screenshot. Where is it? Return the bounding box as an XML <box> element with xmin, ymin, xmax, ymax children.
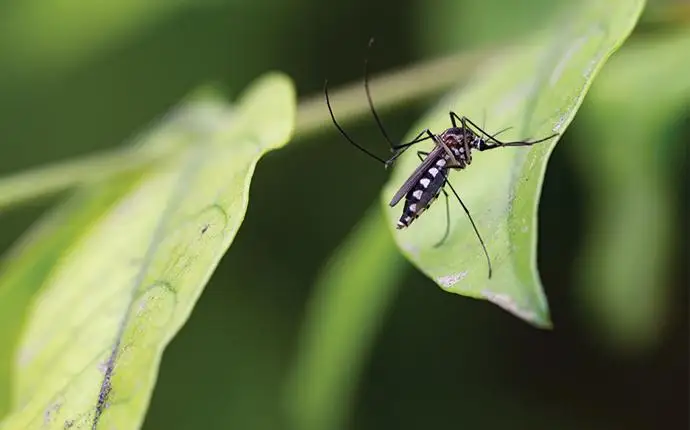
<box><xmin>481</xmin><ymin>290</ymin><xmax>538</xmax><ymax>323</ymax></box>
<box><xmin>420</xmin><ymin>178</ymin><xmax>430</xmax><ymax>188</ymax></box>
<box><xmin>437</xmin><ymin>272</ymin><xmax>467</xmax><ymax>288</ymax></box>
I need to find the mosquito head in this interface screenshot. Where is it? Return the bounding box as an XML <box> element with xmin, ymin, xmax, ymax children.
<box><xmin>440</xmin><ymin>126</ymin><xmax>483</xmax><ymax>149</ymax></box>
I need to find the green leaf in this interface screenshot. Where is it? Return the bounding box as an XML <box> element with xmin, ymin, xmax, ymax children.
<box><xmin>0</xmin><ymin>72</ymin><xmax>295</xmax><ymax>429</ymax></box>
<box><xmin>572</xmin><ymin>28</ymin><xmax>690</xmax><ymax>352</ymax></box>
<box><xmin>383</xmin><ymin>0</ymin><xmax>645</xmax><ymax>327</ymax></box>
<box><xmin>0</xmin><ymin>174</ymin><xmax>148</xmax><ymax>418</ymax></box>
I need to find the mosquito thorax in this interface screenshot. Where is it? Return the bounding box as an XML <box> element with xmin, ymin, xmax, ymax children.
<box><xmin>435</xmin><ymin>127</ymin><xmax>475</xmax><ymax>167</ymax></box>
<box><xmin>440</xmin><ymin>127</ymin><xmax>467</xmax><ymax>142</ymax></box>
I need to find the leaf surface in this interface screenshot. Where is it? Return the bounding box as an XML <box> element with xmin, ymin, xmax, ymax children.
<box><xmin>383</xmin><ymin>0</ymin><xmax>646</xmax><ymax>327</ymax></box>
<box><xmin>0</xmin><ymin>73</ymin><xmax>295</xmax><ymax>429</ymax></box>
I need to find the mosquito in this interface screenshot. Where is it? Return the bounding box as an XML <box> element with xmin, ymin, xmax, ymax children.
<box><xmin>324</xmin><ymin>40</ymin><xmax>559</xmax><ymax>278</ymax></box>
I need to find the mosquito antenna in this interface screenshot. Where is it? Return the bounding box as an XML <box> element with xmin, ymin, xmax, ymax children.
<box><xmin>488</xmin><ymin>126</ymin><xmax>513</xmax><ymax>140</ymax></box>
<box><xmin>476</xmin><ymin>111</ymin><xmax>521</xmax><ymax>143</ymax></box>
<box><xmin>501</xmin><ymin>132</ymin><xmax>559</xmax><ymax>147</ymax></box>
<box><xmin>324</xmin><ymin>79</ymin><xmax>387</xmax><ymax>164</ymax></box>
<box><xmin>462</xmin><ymin>115</ymin><xmax>558</xmax><ymax>147</ymax></box>
<box><xmin>443</xmin><ymin>175</ymin><xmax>493</xmax><ymax>278</ymax></box>
<box><xmin>461</xmin><ymin>115</ymin><xmax>500</xmax><ymax>142</ymax></box>
<box><xmin>364</xmin><ymin>38</ymin><xmax>397</xmax><ymax>150</ymax></box>
<box><xmin>477</xmin><ymin>111</ymin><xmax>517</xmax><ymax>137</ymax></box>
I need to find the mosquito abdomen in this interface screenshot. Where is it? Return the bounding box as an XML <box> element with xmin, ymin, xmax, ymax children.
<box><xmin>396</xmin><ymin>157</ymin><xmax>448</xmax><ymax>229</ymax></box>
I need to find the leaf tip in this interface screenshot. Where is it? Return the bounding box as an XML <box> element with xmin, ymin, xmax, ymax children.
<box><xmin>240</xmin><ymin>71</ymin><xmax>296</xmax><ymax>109</ymax></box>
<box><xmin>480</xmin><ymin>289</ymin><xmax>552</xmax><ymax>329</ymax></box>
<box><xmin>237</xmin><ymin>71</ymin><xmax>296</xmax><ymax>150</ymax></box>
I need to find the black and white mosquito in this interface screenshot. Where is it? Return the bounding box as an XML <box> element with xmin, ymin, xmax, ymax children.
<box><xmin>325</xmin><ymin>41</ymin><xmax>559</xmax><ymax>279</ymax></box>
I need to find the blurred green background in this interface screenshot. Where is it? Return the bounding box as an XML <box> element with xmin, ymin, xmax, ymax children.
<box><xmin>0</xmin><ymin>0</ymin><xmax>686</xmax><ymax>429</ymax></box>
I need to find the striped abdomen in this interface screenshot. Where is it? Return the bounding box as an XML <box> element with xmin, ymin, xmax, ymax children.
<box><xmin>396</xmin><ymin>156</ymin><xmax>449</xmax><ymax>229</ymax></box>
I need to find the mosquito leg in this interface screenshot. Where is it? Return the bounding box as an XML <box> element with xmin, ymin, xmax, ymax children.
<box><xmin>442</xmin><ymin>172</ymin><xmax>493</xmax><ymax>278</ymax></box>
<box><xmin>386</xmin><ymin>130</ymin><xmax>436</xmax><ymax>167</ymax></box>
<box><xmin>325</xmin><ymin>79</ymin><xmax>387</xmax><ymax>164</ymax></box>
<box><xmin>390</xmin><ymin>128</ymin><xmax>433</xmax><ymax>151</ymax></box>
<box><xmin>433</xmin><ymin>188</ymin><xmax>451</xmax><ymax>248</ymax></box>
<box><xmin>457</xmin><ymin>113</ymin><xmax>559</xmax><ymax>149</ymax></box>
<box><xmin>478</xmin><ymin>132</ymin><xmax>559</xmax><ymax>151</ymax></box>
<box><xmin>364</xmin><ymin>38</ymin><xmax>397</xmax><ymax>151</ymax></box>
<box><xmin>450</xmin><ymin>111</ymin><xmax>465</xmax><ymax>130</ymax></box>
<box><xmin>365</xmin><ymin>39</ymin><xmax>436</xmax><ymax>159</ymax></box>
<box><xmin>357</xmin><ymin>39</ymin><xmax>436</xmax><ymax>164</ymax></box>
<box><xmin>459</xmin><ymin>114</ymin><xmax>494</xmax><ymax>140</ymax></box>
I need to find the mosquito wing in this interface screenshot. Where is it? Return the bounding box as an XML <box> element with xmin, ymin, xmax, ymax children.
<box><xmin>388</xmin><ymin>149</ymin><xmax>443</xmax><ymax>207</ymax></box>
